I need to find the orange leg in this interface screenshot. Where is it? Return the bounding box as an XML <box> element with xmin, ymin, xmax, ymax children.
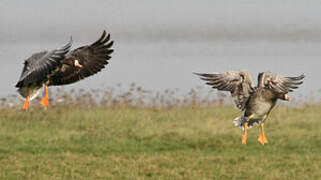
<box><xmin>242</xmin><ymin>122</ymin><xmax>248</xmax><ymax>144</ymax></box>
<box><xmin>23</xmin><ymin>88</ymin><xmax>30</xmax><ymax>111</ymax></box>
<box><xmin>258</xmin><ymin>123</ymin><xmax>268</xmax><ymax>145</ymax></box>
<box><xmin>41</xmin><ymin>85</ymin><xmax>50</xmax><ymax>108</ymax></box>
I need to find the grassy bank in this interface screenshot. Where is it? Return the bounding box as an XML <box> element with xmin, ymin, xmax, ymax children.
<box><xmin>0</xmin><ymin>104</ymin><xmax>320</xmax><ymax>179</ymax></box>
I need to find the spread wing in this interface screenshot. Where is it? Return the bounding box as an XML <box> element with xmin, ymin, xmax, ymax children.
<box><xmin>48</xmin><ymin>30</ymin><xmax>114</xmax><ymax>86</ymax></box>
<box><xmin>194</xmin><ymin>70</ymin><xmax>255</xmax><ymax>110</ymax></box>
<box><xmin>15</xmin><ymin>39</ymin><xmax>72</xmax><ymax>88</ymax></box>
<box><xmin>257</xmin><ymin>72</ymin><xmax>305</xmax><ymax>94</ymax></box>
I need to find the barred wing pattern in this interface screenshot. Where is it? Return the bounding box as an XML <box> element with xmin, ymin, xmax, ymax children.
<box><xmin>257</xmin><ymin>72</ymin><xmax>305</xmax><ymax>94</ymax></box>
<box><xmin>48</xmin><ymin>30</ymin><xmax>114</xmax><ymax>86</ymax></box>
<box><xmin>194</xmin><ymin>70</ymin><xmax>255</xmax><ymax>110</ymax></box>
<box><xmin>15</xmin><ymin>39</ymin><xmax>72</xmax><ymax>88</ymax></box>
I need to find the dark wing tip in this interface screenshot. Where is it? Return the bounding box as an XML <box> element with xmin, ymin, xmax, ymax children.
<box><xmin>58</xmin><ymin>37</ymin><xmax>73</xmax><ymax>53</ymax></box>
<box><xmin>69</xmin><ymin>36</ymin><xmax>73</xmax><ymax>44</ymax></box>
<box><xmin>90</xmin><ymin>30</ymin><xmax>112</xmax><ymax>47</ymax></box>
<box><xmin>193</xmin><ymin>72</ymin><xmax>219</xmax><ymax>78</ymax></box>
<box><xmin>102</xmin><ymin>30</ymin><xmax>107</xmax><ymax>38</ymax></box>
<box><xmin>193</xmin><ymin>72</ymin><xmax>209</xmax><ymax>78</ymax></box>
<box><xmin>106</xmin><ymin>33</ymin><xmax>110</xmax><ymax>40</ymax></box>
<box><xmin>15</xmin><ymin>81</ymin><xmax>22</xmax><ymax>88</ymax></box>
<box><xmin>286</xmin><ymin>74</ymin><xmax>305</xmax><ymax>82</ymax></box>
<box><xmin>65</xmin><ymin>36</ymin><xmax>73</xmax><ymax>48</ymax></box>
<box><xmin>299</xmin><ymin>74</ymin><xmax>305</xmax><ymax>79</ymax></box>
<box><xmin>108</xmin><ymin>49</ymin><xmax>114</xmax><ymax>54</ymax></box>
<box><xmin>99</xmin><ymin>30</ymin><xmax>106</xmax><ymax>41</ymax></box>
<box><xmin>106</xmin><ymin>41</ymin><xmax>114</xmax><ymax>48</ymax></box>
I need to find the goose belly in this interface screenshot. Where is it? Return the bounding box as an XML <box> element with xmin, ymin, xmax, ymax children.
<box><xmin>251</xmin><ymin>100</ymin><xmax>273</xmax><ymax>119</ymax></box>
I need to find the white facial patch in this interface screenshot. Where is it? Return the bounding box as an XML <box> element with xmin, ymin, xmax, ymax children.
<box><xmin>74</xmin><ymin>60</ymin><xmax>83</xmax><ymax>68</ymax></box>
<box><xmin>285</xmin><ymin>94</ymin><xmax>291</xmax><ymax>101</ymax></box>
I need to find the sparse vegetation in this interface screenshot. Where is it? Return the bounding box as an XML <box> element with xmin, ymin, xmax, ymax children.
<box><xmin>0</xmin><ymin>85</ymin><xmax>320</xmax><ymax>179</ymax></box>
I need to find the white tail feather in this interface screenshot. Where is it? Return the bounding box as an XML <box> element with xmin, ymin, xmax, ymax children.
<box><xmin>17</xmin><ymin>86</ymin><xmax>42</xmax><ymax>101</ymax></box>
<box><xmin>234</xmin><ymin>115</ymin><xmax>261</xmax><ymax>130</ymax></box>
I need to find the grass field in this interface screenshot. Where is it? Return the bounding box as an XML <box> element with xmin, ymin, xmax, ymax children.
<box><xmin>0</xmin><ymin>103</ymin><xmax>320</xmax><ymax>179</ymax></box>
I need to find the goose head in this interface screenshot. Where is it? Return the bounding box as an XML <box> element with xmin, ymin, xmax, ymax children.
<box><xmin>61</xmin><ymin>58</ymin><xmax>83</xmax><ymax>68</ymax></box>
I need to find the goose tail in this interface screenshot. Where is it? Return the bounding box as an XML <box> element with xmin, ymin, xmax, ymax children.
<box><xmin>17</xmin><ymin>86</ymin><xmax>42</xmax><ymax>101</ymax></box>
<box><xmin>233</xmin><ymin>115</ymin><xmax>245</xmax><ymax>130</ymax></box>
<box><xmin>234</xmin><ymin>114</ymin><xmax>259</xmax><ymax>130</ymax></box>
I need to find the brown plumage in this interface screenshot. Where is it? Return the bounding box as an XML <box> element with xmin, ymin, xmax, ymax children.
<box><xmin>48</xmin><ymin>30</ymin><xmax>114</xmax><ymax>86</ymax></box>
<box><xmin>195</xmin><ymin>70</ymin><xmax>305</xmax><ymax>145</ymax></box>
<box><xmin>16</xmin><ymin>39</ymin><xmax>72</xmax><ymax>100</ymax></box>
<box><xmin>16</xmin><ymin>30</ymin><xmax>114</xmax><ymax>111</ymax></box>
<box><xmin>195</xmin><ymin>70</ymin><xmax>255</xmax><ymax>110</ymax></box>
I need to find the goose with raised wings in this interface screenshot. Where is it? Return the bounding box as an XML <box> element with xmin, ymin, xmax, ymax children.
<box><xmin>195</xmin><ymin>70</ymin><xmax>304</xmax><ymax>145</ymax></box>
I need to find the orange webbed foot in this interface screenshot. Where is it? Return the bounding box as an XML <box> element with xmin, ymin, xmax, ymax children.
<box><xmin>41</xmin><ymin>85</ymin><xmax>50</xmax><ymax>109</ymax></box>
<box><xmin>258</xmin><ymin>123</ymin><xmax>268</xmax><ymax>145</ymax></box>
<box><xmin>258</xmin><ymin>133</ymin><xmax>268</xmax><ymax>145</ymax></box>
<box><xmin>242</xmin><ymin>135</ymin><xmax>247</xmax><ymax>144</ymax></box>
<box><xmin>23</xmin><ymin>98</ymin><xmax>29</xmax><ymax>111</ymax></box>
<box><xmin>41</xmin><ymin>96</ymin><xmax>49</xmax><ymax>108</ymax></box>
<box><xmin>242</xmin><ymin>122</ymin><xmax>248</xmax><ymax>145</ymax></box>
<box><xmin>22</xmin><ymin>88</ymin><xmax>30</xmax><ymax>112</ymax></box>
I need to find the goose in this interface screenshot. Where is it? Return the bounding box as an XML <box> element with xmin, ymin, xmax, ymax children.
<box><xmin>15</xmin><ymin>30</ymin><xmax>114</xmax><ymax>111</ymax></box>
<box><xmin>194</xmin><ymin>70</ymin><xmax>305</xmax><ymax>145</ymax></box>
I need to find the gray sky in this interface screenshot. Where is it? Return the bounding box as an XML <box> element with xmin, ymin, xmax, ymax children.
<box><xmin>1</xmin><ymin>0</ymin><xmax>321</xmax><ymax>99</ymax></box>
<box><xmin>2</xmin><ymin>0</ymin><xmax>321</xmax><ymax>42</ymax></box>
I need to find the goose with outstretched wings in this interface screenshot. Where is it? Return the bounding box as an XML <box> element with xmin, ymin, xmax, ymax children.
<box><xmin>48</xmin><ymin>30</ymin><xmax>114</xmax><ymax>86</ymax></box>
<box><xmin>195</xmin><ymin>70</ymin><xmax>304</xmax><ymax>145</ymax></box>
<box><xmin>15</xmin><ymin>30</ymin><xmax>114</xmax><ymax>111</ymax></box>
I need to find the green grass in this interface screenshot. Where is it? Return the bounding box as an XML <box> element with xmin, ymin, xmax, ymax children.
<box><xmin>0</xmin><ymin>105</ymin><xmax>320</xmax><ymax>179</ymax></box>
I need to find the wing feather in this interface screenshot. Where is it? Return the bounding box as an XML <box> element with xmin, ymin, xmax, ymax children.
<box><xmin>48</xmin><ymin>30</ymin><xmax>114</xmax><ymax>86</ymax></box>
<box><xmin>194</xmin><ymin>70</ymin><xmax>254</xmax><ymax>110</ymax></box>
<box><xmin>257</xmin><ymin>72</ymin><xmax>305</xmax><ymax>94</ymax></box>
<box><xmin>15</xmin><ymin>39</ymin><xmax>72</xmax><ymax>88</ymax></box>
